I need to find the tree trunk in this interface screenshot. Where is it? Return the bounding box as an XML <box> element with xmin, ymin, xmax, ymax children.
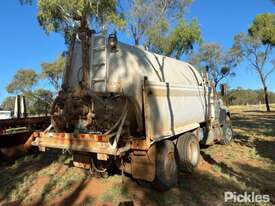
<box><xmin>264</xmin><ymin>86</ymin><xmax>271</xmax><ymax>112</ymax></box>
<box><xmin>134</xmin><ymin>37</ymin><xmax>139</xmax><ymax>46</ymax></box>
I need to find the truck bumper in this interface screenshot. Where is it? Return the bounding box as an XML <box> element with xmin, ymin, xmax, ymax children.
<box><xmin>31</xmin><ymin>132</ymin><xmax>130</xmax><ymax>156</ymax></box>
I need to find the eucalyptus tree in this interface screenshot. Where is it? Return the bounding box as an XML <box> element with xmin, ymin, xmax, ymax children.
<box><xmin>230</xmin><ymin>13</ymin><xmax>275</xmax><ymax>112</ymax></box>
<box><xmin>6</xmin><ymin>69</ymin><xmax>38</xmax><ymax>94</ymax></box>
<box><xmin>41</xmin><ymin>54</ymin><xmax>65</xmax><ymax>92</ymax></box>
<box><xmin>125</xmin><ymin>0</ymin><xmax>200</xmax><ymax>59</ymax></box>
<box><xmin>189</xmin><ymin>43</ymin><xmax>237</xmax><ymax>88</ymax></box>
<box><xmin>125</xmin><ymin>0</ymin><xmax>192</xmax><ymax>46</ymax></box>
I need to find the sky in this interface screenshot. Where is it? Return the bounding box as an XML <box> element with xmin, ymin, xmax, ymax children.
<box><xmin>0</xmin><ymin>0</ymin><xmax>275</xmax><ymax>103</ymax></box>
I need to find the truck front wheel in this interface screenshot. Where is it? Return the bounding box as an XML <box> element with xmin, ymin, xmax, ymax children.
<box><xmin>221</xmin><ymin>115</ymin><xmax>233</xmax><ymax>145</ymax></box>
<box><xmin>153</xmin><ymin>140</ymin><xmax>178</xmax><ymax>191</ymax></box>
<box><xmin>176</xmin><ymin>132</ymin><xmax>200</xmax><ymax>173</ymax></box>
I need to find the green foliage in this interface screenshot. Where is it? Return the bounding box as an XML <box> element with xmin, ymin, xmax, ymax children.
<box><xmin>6</xmin><ymin>69</ymin><xmax>38</xmax><ymax>94</ymax></box>
<box><xmin>189</xmin><ymin>43</ymin><xmax>237</xmax><ymax>88</ymax></box>
<box><xmin>0</xmin><ymin>96</ymin><xmax>15</xmax><ymax>111</ymax></box>
<box><xmin>231</xmin><ymin>32</ymin><xmax>275</xmax><ymax>80</ymax></box>
<box><xmin>41</xmin><ymin>54</ymin><xmax>65</xmax><ymax>91</ymax></box>
<box><xmin>99</xmin><ymin>184</ymin><xmax>129</xmax><ymax>202</ymax></box>
<box><xmin>37</xmin><ymin>0</ymin><xmax>124</xmax><ymax>43</ymax></box>
<box><xmin>147</xmin><ymin>18</ymin><xmax>201</xmax><ymax>59</ymax></box>
<box><xmin>4</xmin><ymin>68</ymin><xmax>54</xmax><ymax>115</ymax></box>
<box><xmin>249</xmin><ymin>13</ymin><xmax>275</xmax><ymax>46</ymax></box>
<box><xmin>227</xmin><ymin>88</ymin><xmax>275</xmax><ymax>105</ymax></box>
<box><xmin>28</xmin><ymin>89</ymin><xmax>53</xmax><ymax>115</ymax></box>
<box><xmin>229</xmin><ymin>26</ymin><xmax>275</xmax><ymax>108</ymax></box>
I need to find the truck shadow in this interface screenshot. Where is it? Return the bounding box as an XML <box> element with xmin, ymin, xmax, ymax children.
<box><xmin>117</xmin><ymin>165</ymin><xmax>275</xmax><ymax>206</ymax></box>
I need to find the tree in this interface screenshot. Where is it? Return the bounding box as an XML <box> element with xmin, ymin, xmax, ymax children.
<box><xmin>126</xmin><ymin>0</ymin><xmax>197</xmax><ymax>52</ymax></box>
<box><xmin>41</xmin><ymin>54</ymin><xmax>65</xmax><ymax>92</ymax></box>
<box><xmin>125</xmin><ymin>0</ymin><xmax>200</xmax><ymax>59</ymax></box>
<box><xmin>1</xmin><ymin>96</ymin><xmax>15</xmax><ymax>111</ymax></box>
<box><xmin>231</xmin><ymin>32</ymin><xmax>275</xmax><ymax>112</ymax></box>
<box><xmin>6</xmin><ymin>69</ymin><xmax>38</xmax><ymax>94</ymax></box>
<box><xmin>189</xmin><ymin>43</ymin><xmax>236</xmax><ymax>88</ymax></box>
<box><xmin>226</xmin><ymin>88</ymin><xmax>275</xmax><ymax>106</ymax></box>
<box><xmin>126</xmin><ymin>0</ymin><xmax>192</xmax><ymax>46</ymax></box>
<box><xmin>5</xmin><ymin>71</ymin><xmax>54</xmax><ymax>115</ymax></box>
<box><xmin>246</xmin><ymin>14</ymin><xmax>275</xmax><ymax>112</ymax></box>
<box><xmin>29</xmin><ymin>89</ymin><xmax>53</xmax><ymax>116</ymax></box>
<box><xmin>146</xmin><ymin>18</ymin><xmax>201</xmax><ymax>59</ymax></box>
<box><xmin>36</xmin><ymin>0</ymin><xmax>124</xmax><ymax>44</ymax></box>
<box><xmin>249</xmin><ymin>13</ymin><xmax>275</xmax><ymax>46</ymax></box>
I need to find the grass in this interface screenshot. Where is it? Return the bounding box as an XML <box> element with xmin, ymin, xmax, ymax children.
<box><xmin>99</xmin><ymin>184</ymin><xmax>129</xmax><ymax>202</ymax></box>
<box><xmin>148</xmin><ymin>191</ymin><xmax>177</xmax><ymax>206</ymax></box>
<box><xmin>0</xmin><ymin>152</ymin><xmax>88</xmax><ymax>205</ymax></box>
<box><xmin>212</xmin><ymin>164</ymin><xmax>222</xmax><ymax>173</ymax></box>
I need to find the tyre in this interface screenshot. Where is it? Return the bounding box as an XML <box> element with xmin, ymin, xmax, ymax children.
<box><xmin>176</xmin><ymin>132</ymin><xmax>200</xmax><ymax>173</ymax></box>
<box><xmin>221</xmin><ymin>115</ymin><xmax>233</xmax><ymax>145</ymax></box>
<box><xmin>153</xmin><ymin>140</ymin><xmax>178</xmax><ymax>191</ymax></box>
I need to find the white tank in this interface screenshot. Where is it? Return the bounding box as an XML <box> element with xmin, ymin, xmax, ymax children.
<box><xmin>66</xmin><ymin>34</ymin><xmax>209</xmax><ymax>139</ymax></box>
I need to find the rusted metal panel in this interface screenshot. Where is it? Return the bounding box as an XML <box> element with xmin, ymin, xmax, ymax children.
<box><xmin>131</xmin><ymin>137</ymin><xmax>151</xmax><ymax>150</ymax></box>
<box><xmin>0</xmin><ymin>116</ymin><xmax>50</xmax><ymax>132</ymax></box>
<box><xmin>131</xmin><ymin>145</ymin><xmax>156</xmax><ymax>182</ymax></box>
<box><xmin>0</xmin><ymin>132</ymin><xmax>35</xmax><ymax>159</ymax></box>
<box><xmin>0</xmin><ymin>131</ymin><xmax>33</xmax><ymax>148</ymax></box>
<box><xmin>32</xmin><ymin>132</ymin><xmax>119</xmax><ymax>155</ymax></box>
<box><xmin>0</xmin><ymin>116</ymin><xmax>45</xmax><ymax>160</ymax></box>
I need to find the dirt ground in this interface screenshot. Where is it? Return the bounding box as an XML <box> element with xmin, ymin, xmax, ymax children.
<box><xmin>0</xmin><ymin>105</ymin><xmax>274</xmax><ymax>206</ymax></box>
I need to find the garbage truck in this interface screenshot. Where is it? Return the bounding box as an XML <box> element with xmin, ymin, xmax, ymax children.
<box><xmin>32</xmin><ymin>21</ymin><xmax>233</xmax><ymax>190</ymax></box>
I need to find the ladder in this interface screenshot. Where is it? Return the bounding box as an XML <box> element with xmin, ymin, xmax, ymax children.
<box><xmin>90</xmin><ymin>34</ymin><xmax>108</xmax><ymax>91</ymax></box>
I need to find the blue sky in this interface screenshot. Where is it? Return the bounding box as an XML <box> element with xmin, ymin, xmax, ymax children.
<box><xmin>0</xmin><ymin>0</ymin><xmax>275</xmax><ymax>103</ymax></box>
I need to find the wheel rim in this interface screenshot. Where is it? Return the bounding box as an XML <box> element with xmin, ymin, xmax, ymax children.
<box><xmin>188</xmin><ymin>140</ymin><xmax>199</xmax><ymax>165</ymax></box>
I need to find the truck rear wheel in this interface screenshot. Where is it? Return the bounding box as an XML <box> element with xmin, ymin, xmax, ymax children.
<box><xmin>153</xmin><ymin>140</ymin><xmax>178</xmax><ymax>191</ymax></box>
<box><xmin>176</xmin><ymin>132</ymin><xmax>200</xmax><ymax>173</ymax></box>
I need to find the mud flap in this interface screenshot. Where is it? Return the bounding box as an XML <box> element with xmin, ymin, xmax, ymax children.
<box><xmin>204</xmin><ymin>127</ymin><xmax>224</xmax><ymax>145</ymax></box>
<box><xmin>131</xmin><ymin>144</ymin><xmax>156</xmax><ymax>182</ymax></box>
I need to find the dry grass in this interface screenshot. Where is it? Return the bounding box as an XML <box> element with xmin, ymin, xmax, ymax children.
<box><xmin>0</xmin><ymin>104</ymin><xmax>274</xmax><ymax>206</ymax></box>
